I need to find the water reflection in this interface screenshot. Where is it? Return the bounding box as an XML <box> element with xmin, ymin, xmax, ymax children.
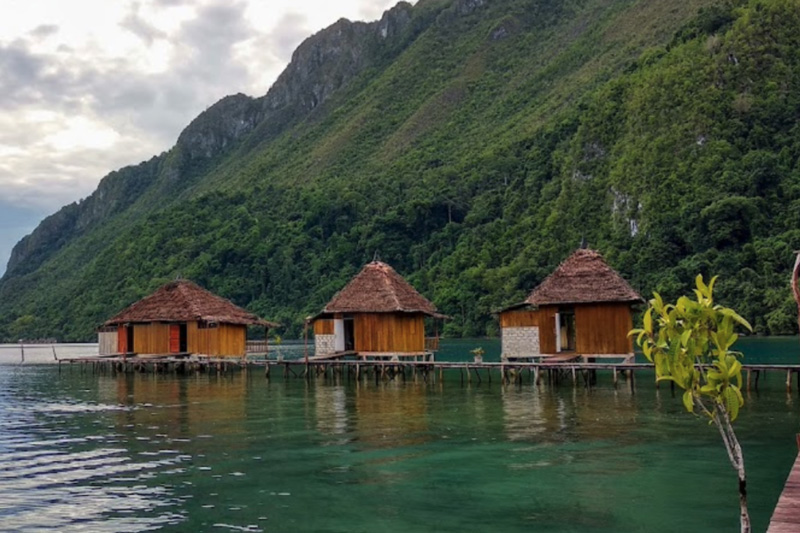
<box><xmin>501</xmin><ymin>387</ymin><xmax>549</xmax><ymax>441</ymax></box>
<box><xmin>315</xmin><ymin>383</ymin><xmax>349</xmax><ymax>440</ymax></box>
<box><xmin>501</xmin><ymin>385</ymin><xmax>640</xmax><ymax>443</ymax></box>
<box><xmin>353</xmin><ymin>382</ymin><xmax>430</xmax><ymax>449</ymax></box>
<box><xmin>99</xmin><ymin>374</ymin><xmax>249</xmax><ymax>445</ymax></box>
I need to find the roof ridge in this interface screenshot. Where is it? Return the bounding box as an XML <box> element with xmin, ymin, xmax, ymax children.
<box><xmin>320</xmin><ymin>260</ymin><xmax>438</xmax><ymax>315</ymax></box>
<box><xmin>517</xmin><ymin>248</ymin><xmax>641</xmax><ymax>307</ymax></box>
<box><xmin>383</xmin><ymin>265</ymin><xmax>403</xmax><ymax>310</ymax></box>
<box><xmin>177</xmin><ymin>282</ymin><xmax>202</xmax><ymax>319</ymax></box>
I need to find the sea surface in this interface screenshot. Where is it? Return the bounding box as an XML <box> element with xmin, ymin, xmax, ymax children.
<box><xmin>0</xmin><ymin>338</ymin><xmax>799</xmax><ymax>532</ymax></box>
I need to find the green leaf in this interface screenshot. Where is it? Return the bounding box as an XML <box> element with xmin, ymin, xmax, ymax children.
<box><xmin>727</xmin><ymin>359</ymin><xmax>742</xmax><ymax>379</ymax></box>
<box><xmin>723</xmin><ymin>387</ymin><xmax>740</xmax><ymax>421</ymax></box>
<box><xmin>680</xmin><ymin>329</ymin><xmax>691</xmax><ymax>347</ymax></box>
<box><xmin>683</xmin><ymin>390</ymin><xmax>694</xmax><ymax>413</ymax></box>
<box><xmin>718</xmin><ymin>308</ymin><xmax>753</xmax><ymax>332</ymax></box>
<box><xmin>696</xmin><ymin>274</ymin><xmax>709</xmax><ymax>299</ymax></box>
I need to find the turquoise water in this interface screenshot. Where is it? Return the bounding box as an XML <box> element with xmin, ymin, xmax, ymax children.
<box><xmin>1</xmin><ymin>338</ymin><xmax>799</xmax><ymax>532</ymax></box>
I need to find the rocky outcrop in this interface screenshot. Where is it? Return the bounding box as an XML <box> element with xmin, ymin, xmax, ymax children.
<box><xmin>176</xmin><ymin>94</ymin><xmax>264</xmax><ymax>161</ymax></box>
<box><xmin>262</xmin><ymin>2</ymin><xmax>415</xmax><ymax>115</ymax></box>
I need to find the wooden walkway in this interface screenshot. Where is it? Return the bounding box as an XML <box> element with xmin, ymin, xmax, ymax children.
<box><xmin>51</xmin><ymin>355</ymin><xmax>800</xmax><ymax>393</ymax></box>
<box><xmin>768</xmin><ymin>438</ymin><xmax>800</xmax><ymax>532</ymax></box>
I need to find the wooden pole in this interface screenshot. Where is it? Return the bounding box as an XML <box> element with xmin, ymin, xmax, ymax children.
<box><xmin>792</xmin><ymin>252</ymin><xmax>800</xmax><ymax>349</ymax></box>
<box><xmin>303</xmin><ymin>320</ymin><xmax>309</xmax><ymax>363</ymax></box>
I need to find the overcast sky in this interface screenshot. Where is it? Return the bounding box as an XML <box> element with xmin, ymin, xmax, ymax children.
<box><xmin>0</xmin><ymin>0</ymin><xmax>407</xmax><ymax>275</ymax></box>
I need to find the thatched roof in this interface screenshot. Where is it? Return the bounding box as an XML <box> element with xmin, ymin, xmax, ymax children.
<box><xmin>104</xmin><ymin>280</ymin><xmax>278</xmax><ymax>327</ymax></box>
<box><xmin>319</xmin><ymin>261</ymin><xmax>444</xmax><ymax>317</ymax></box>
<box><xmin>506</xmin><ymin>249</ymin><xmax>642</xmax><ymax>309</ymax></box>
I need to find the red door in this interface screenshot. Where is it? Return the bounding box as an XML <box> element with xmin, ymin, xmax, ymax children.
<box><xmin>118</xmin><ymin>325</ymin><xmax>127</xmax><ymax>354</ymax></box>
<box><xmin>169</xmin><ymin>324</ymin><xmax>180</xmax><ymax>353</ymax></box>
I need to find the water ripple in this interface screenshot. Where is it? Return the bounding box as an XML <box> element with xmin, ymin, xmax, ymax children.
<box><xmin>0</xmin><ymin>395</ymin><xmax>187</xmax><ymax>532</ymax></box>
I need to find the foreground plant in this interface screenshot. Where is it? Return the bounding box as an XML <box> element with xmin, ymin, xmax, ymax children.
<box><xmin>630</xmin><ymin>275</ymin><xmax>753</xmax><ymax>533</ymax></box>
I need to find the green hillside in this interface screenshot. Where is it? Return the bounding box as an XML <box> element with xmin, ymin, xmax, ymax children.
<box><xmin>2</xmin><ymin>0</ymin><xmax>800</xmax><ymax>341</ymax></box>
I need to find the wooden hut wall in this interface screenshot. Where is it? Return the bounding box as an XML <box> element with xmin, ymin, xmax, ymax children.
<box><xmin>536</xmin><ymin>308</ymin><xmax>558</xmax><ymax>354</ymax></box>
<box><xmin>188</xmin><ymin>322</ymin><xmax>247</xmax><ymax>356</ymax></box>
<box><xmin>354</xmin><ymin>313</ymin><xmax>424</xmax><ymax>353</ymax></box>
<box><xmin>314</xmin><ymin>319</ymin><xmax>334</xmax><ymax>335</ymax></box>
<box><xmin>500</xmin><ymin>309</ymin><xmax>558</xmax><ymax>354</ymax></box>
<box><xmin>499</xmin><ymin>310</ymin><xmax>538</xmax><ymax>328</ymax></box>
<box><xmin>574</xmin><ymin>303</ymin><xmax>633</xmax><ymax>355</ymax></box>
<box><xmin>132</xmin><ymin>323</ymin><xmax>170</xmax><ymax>354</ymax></box>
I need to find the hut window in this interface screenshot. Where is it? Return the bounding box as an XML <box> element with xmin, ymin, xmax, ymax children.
<box><xmin>198</xmin><ymin>321</ymin><xmax>219</xmax><ymax>329</ymax></box>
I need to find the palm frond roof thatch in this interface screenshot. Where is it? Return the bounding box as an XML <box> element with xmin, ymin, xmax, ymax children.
<box><xmin>507</xmin><ymin>249</ymin><xmax>642</xmax><ymax>309</ymax></box>
<box><xmin>320</xmin><ymin>261</ymin><xmax>445</xmax><ymax>318</ymax></box>
<box><xmin>104</xmin><ymin>280</ymin><xmax>278</xmax><ymax>327</ymax></box>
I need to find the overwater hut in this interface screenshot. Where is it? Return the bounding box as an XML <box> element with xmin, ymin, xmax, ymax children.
<box><xmin>98</xmin><ymin>280</ymin><xmax>278</xmax><ymax>357</ymax></box>
<box><xmin>498</xmin><ymin>249</ymin><xmax>643</xmax><ymax>362</ymax></box>
<box><xmin>311</xmin><ymin>261</ymin><xmax>446</xmax><ymax>360</ymax></box>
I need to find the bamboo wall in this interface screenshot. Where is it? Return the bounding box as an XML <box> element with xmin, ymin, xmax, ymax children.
<box><xmin>132</xmin><ymin>323</ymin><xmax>171</xmax><ymax>354</ymax></box>
<box><xmin>499</xmin><ymin>310</ymin><xmax>538</xmax><ymax>328</ymax></box>
<box><xmin>123</xmin><ymin>322</ymin><xmax>246</xmax><ymax>356</ymax></box>
<box><xmin>500</xmin><ymin>309</ymin><xmax>557</xmax><ymax>354</ymax></box>
<box><xmin>353</xmin><ymin>313</ymin><xmax>424</xmax><ymax>353</ymax></box>
<box><xmin>188</xmin><ymin>322</ymin><xmax>247</xmax><ymax>357</ymax></box>
<box><xmin>574</xmin><ymin>303</ymin><xmax>634</xmax><ymax>355</ymax></box>
<box><xmin>500</xmin><ymin>303</ymin><xmax>633</xmax><ymax>355</ymax></box>
<box><xmin>314</xmin><ymin>319</ymin><xmax>334</xmax><ymax>335</ymax></box>
<box><xmin>98</xmin><ymin>331</ymin><xmax>118</xmax><ymax>355</ymax></box>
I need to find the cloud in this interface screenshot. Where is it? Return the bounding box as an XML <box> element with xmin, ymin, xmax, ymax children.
<box><xmin>269</xmin><ymin>13</ymin><xmax>311</xmax><ymax>61</ymax></box>
<box><xmin>120</xmin><ymin>4</ymin><xmax>167</xmax><ymax>45</ymax></box>
<box><xmin>0</xmin><ymin>1</ymin><xmax>267</xmax><ymax>211</ymax></box>
<box><xmin>29</xmin><ymin>25</ymin><xmax>59</xmax><ymax>39</ymax></box>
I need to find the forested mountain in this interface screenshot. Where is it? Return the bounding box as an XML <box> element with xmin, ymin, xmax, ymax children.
<box><xmin>2</xmin><ymin>0</ymin><xmax>800</xmax><ymax>341</ymax></box>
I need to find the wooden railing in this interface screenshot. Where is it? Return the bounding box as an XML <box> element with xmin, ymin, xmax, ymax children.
<box><xmin>246</xmin><ymin>340</ymin><xmax>269</xmax><ymax>354</ymax></box>
<box><xmin>425</xmin><ymin>337</ymin><xmax>440</xmax><ymax>352</ymax></box>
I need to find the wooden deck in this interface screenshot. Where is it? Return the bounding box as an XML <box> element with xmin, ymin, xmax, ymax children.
<box><xmin>52</xmin><ymin>355</ymin><xmax>800</xmax><ymax>394</ymax></box>
<box><xmin>768</xmin><ymin>438</ymin><xmax>800</xmax><ymax>532</ymax></box>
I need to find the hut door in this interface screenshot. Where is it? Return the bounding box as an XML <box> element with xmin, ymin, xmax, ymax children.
<box><xmin>179</xmin><ymin>323</ymin><xmax>188</xmax><ymax>352</ymax></box>
<box><xmin>117</xmin><ymin>325</ymin><xmax>127</xmax><ymax>354</ymax></box>
<box><xmin>556</xmin><ymin>309</ymin><xmax>576</xmax><ymax>352</ymax></box>
<box><xmin>126</xmin><ymin>325</ymin><xmax>134</xmax><ymax>353</ymax></box>
<box><xmin>344</xmin><ymin>318</ymin><xmax>355</xmax><ymax>352</ymax></box>
<box><xmin>169</xmin><ymin>324</ymin><xmax>180</xmax><ymax>353</ymax></box>
<box><xmin>334</xmin><ymin>318</ymin><xmax>345</xmax><ymax>352</ymax></box>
